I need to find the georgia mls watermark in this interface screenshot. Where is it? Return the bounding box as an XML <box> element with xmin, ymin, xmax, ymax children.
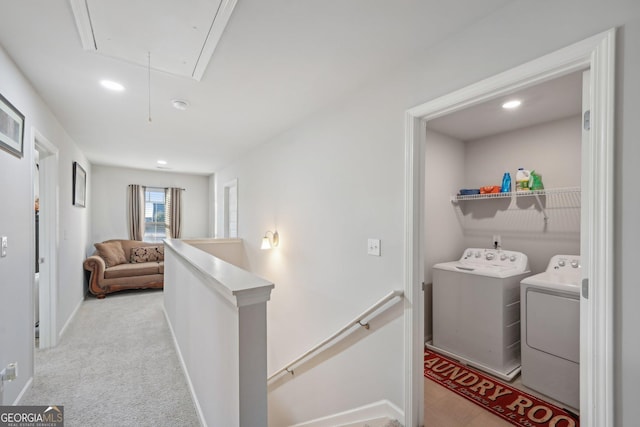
<box><xmin>0</xmin><ymin>406</ymin><xmax>63</xmax><ymax>427</ymax></box>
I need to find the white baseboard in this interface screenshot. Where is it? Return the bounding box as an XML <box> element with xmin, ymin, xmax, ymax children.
<box><xmin>58</xmin><ymin>297</ymin><xmax>83</xmax><ymax>340</ymax></box>
<box><xmin>12</xmin><ymin>377</ymin><xmax>33</xmax><ymax>405</ymax></box>
<box><xmin>290</xmin><ymin>399</ymin><xmax>404</xmax><ymax>427</ymax></box>
<box><xmin>163</xmin><ymin>307</ymin><xmax>208</xmax><ymax>427</ymax></box>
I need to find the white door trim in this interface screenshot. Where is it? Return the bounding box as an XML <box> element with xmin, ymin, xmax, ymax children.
<box><xmin>33</xmin><ymin>129</ymin><xmax>59</xmax><ymax>349</ymax></box>
<box><xmin>403</xmin><ymin>29</ymin><xmax>615</xmax><ymax>427</ymax></box>
<box><xmin>223</xmin><ymin>178</ymin><xmax>239</xmax><ymax>238</ymax></box>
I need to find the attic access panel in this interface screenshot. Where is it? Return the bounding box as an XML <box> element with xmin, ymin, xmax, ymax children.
<box><xmin>70</xmin><ymin>0</ymin><xmax>236</xmax><ymax>80</ymax></box>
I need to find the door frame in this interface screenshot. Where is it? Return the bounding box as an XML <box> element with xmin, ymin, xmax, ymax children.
<box><xmin>223</xmin><ymin>178</ymin><xmax>239</xmax><ymax>238</ymax></box>
<box><xmin>33</xmin><ymin>129</ymin><xmax>59</xmax><ymax>349</ymax></box>
<box><xmin>403</xmin><ymin>29</ymin><xmax>615</xmax><ymax>426</ymax></box>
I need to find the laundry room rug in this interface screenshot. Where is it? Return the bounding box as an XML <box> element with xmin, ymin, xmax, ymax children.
<box><xmin>424</xmin><ymin>350</ymin><xmax>580</xmax><ymax>427</ymax></box>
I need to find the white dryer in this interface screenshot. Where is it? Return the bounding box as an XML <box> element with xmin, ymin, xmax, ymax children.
<box><xmin>428</xmin><ymin>248</ymin><xmax>531</xmax><ymax>381</ymax></box>
<box><xmin>520</xmin><ymin>255</ymin><xmax>581</xmax><ymax>409</ymax></box>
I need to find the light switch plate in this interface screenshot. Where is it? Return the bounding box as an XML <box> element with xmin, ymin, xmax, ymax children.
<box><xmin>368</xmin><ymin>238</ymin><xmax>381</xmax><ymax>256</ymax></box>
<box><xmin>1</xmin><ymin>236</ymin><xmax>7</xmax><ymax>257</ymax></box>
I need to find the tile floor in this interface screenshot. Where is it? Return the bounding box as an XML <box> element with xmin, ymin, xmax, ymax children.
<box><xmin>425</xmin><ymin>377</ymin><xmax>513</xmax><ymax>427</ymax></box>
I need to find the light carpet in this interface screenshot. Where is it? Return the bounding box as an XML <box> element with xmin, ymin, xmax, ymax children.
<box><xmin>21</xmin><ymin>290</ymin><xmax>201</xmax><ymax>427</ymax></box>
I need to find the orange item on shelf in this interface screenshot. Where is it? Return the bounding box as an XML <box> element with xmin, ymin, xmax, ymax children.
<box><xmin>480</xmin><ymin>186</ymin><xmax>501</xmax><ymax>194</ymax></box>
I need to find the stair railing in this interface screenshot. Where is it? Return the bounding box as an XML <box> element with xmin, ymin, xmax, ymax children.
<box><xmin>267</xmin><ymin>289</ymin><xmax>404</xmax><ymax>381</ymax></box>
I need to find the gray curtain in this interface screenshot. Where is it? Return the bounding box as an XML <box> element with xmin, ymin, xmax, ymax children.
<box><xmin>127</xmin><ymin>184</ymin><xmax>145</xmax><ymax>241</ymax></box>
<box><xmin>166</xmin><ymin>187</ymin><xmax>182</xmax><ymax>239</ymax></box>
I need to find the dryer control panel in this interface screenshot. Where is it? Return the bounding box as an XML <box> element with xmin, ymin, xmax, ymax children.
<box><xmin>547</xmin><ymin>255</ymin><xmax>581</xmax><ymax>271</ymax></box>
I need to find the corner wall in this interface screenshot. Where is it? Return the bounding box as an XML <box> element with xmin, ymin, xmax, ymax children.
<box><xmin>424</xmin><ymin>129</ymin><xmax>466</xmax><ymax>341</ymax></box>
<box><xmin>0</xmin><ymin>45</ymin><xmax>90</xmax><ymax>404</ymax></box>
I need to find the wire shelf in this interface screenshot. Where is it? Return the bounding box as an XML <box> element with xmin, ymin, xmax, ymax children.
<box><xmin>451</xmin><ymin>186</ymin><xmax>581</xmax><ymax>202</ymax></box>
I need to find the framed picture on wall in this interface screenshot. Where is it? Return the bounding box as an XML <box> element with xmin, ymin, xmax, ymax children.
<box><xmin>0</xmin><ymin>92</ymin><xmax>25</xmax><ymax>158</ymax></box>
<box><xmin>73</xmin><ymin>161</ymin><xmax>86</xmax><ymax>207</ymax></box>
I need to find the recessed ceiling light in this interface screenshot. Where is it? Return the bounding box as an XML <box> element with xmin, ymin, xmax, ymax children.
<box><xmin>100</xmin><ymin>80</ymin><xmax>125</xmax><ymax>92</ymax></box>
<box><xmin>502</xmin><ymin>100</ymin><xmax>522</xmax><ymax>109</ymax></box>
<box><xmin>157</xmin><ymin>160</ymin><xmax>167</xmax><ymax>165</ymax></box>
<box><xmin>171</xmin><ymin>99</ymin><xmax>190</xmax><ymax>111</ymax></box>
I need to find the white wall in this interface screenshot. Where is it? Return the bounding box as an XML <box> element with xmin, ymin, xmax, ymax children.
<box><xmin>215</xmin><ymin>1</ymin><xmax>640</xmax><ymax>425</ymax></box>
<box><xmin>424</xmin><ymin>129</ymin><xmax>466</xmax><ymax>340</ymax></box>
<box><xmin>182</xmin><ymin>238</ymin><xmax>249</xmax><ymax>269</ymax></box>
<box><xmin>0</xmin><ymin>45</ymin><xmax>89</xmax><ymax>404</ymax></box>
<box><xmin>461</xmin><ymin>115</ymin><xmax>582</xmax><ymax>273</ymax></box>
<box><xmin>216</xmin><ymin>90</ymin><xmax>406</xmax><ymax>425</ymax></box>
<box><xmin>464</xmin><ymin>116</ymin><xmax>582</xmax><ymax>189</ymax></box>
<box><xmin>90</xmin><ymin>165</ymin><xmax>210</xmax><ymax>245</ymax></box>
<box><xmin>164</xmin><ymin>241</ymin><xmax>273</xmax><ymax>427</ymax></box>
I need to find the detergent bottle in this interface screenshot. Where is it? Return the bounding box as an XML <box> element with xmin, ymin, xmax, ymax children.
<box><xmin>515</xmin><ymin>168</ymin><xmax>530</xmax><ymax>191</ymax></box>
<box><xmin>529</xmin><ymin>170</ymin><xmax>544</xmax><ymax>191</ymax></box>
<box><xmin>500</xmin><ymin>172</ymin><xmax>511</xmax><ymax>193</ymax></box>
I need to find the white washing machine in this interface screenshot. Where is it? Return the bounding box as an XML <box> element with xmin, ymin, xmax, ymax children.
<box><xmin>427</xmin><ymin>248</ymin><xmax>531</xmax><ymax>381</ymax></box>
<box><xmin>520</xmin><ymin>255</ymin><xmax>581</xmax><ymax>409</ymax></box>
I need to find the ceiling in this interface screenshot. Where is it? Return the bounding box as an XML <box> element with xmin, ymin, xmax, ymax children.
<box><xmin>427</xmin><ymin>71</ymin><xmax>583</xmax><ymax>141</ymax></box>
<box><xmin>0</xmin><ymin>0</ymin><xmax>516</xmax><ymax>175</ymax></box>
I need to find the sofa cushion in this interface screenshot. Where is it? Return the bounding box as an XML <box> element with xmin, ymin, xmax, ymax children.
<box><xmin>104</xmin><ymin>262</ymin><xmax>161</xmax><ymax>279</ymax></box>
<box><xmin>130</xmin><ymin>245</ymin><xmax>164</xmax><ymax>263</ymax></box>
<box><xmin>94</xmin><ymin>241</ymin><xmax>127</xmax><ymax>267</ymax></box>
<box><xmin>118</xmin><ymin>240</ymin><xmax>160</xmax><ymax>261</ymax></box>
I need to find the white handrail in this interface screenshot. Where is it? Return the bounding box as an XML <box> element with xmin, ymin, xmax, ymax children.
<box><xmin>267</xmin><ymin>289</ymin><xmax>404</xmax><ymax>381</ymax></box>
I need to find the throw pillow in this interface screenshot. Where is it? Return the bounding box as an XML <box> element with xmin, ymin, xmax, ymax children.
<box><xmin>130</xmin><ymin>245</ymin><xmax>164</xmax><ymax>263</ymax></box>
<box><xmin>94</xmin><ymin>241</ymin><xmax>127</xmax><ymax>267</ymax></box>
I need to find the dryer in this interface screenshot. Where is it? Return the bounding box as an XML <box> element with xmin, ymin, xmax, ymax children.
<box><xmin>520</xmin><ymin>255</ymin><xmax>581</xmax><ymax>409</ymax></box>
<box><xmin>428</xmin><ymin>248</ymin><xmax>531</xmax><ymax>381</ymax></box>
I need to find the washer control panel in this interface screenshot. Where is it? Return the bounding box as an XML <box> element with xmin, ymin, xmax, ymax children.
<box><xmin>460</xmin><ymin>248</ymin><xmax>529</xmax><ymax>271</ymax></box>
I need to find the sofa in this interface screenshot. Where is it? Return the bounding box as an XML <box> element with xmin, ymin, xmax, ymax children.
<box><xmin>83</xmin><ymin>239</ymin><xmax>164</xmax><ymax>299</ymax></box>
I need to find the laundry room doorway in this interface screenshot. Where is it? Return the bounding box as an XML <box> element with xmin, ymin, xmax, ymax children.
<box><xmin>402</xmin><ymin>29</ymin><xmax>615</xmax><ymax>427</ymax></box>
<box><xmin>33</xmin><ymin>130</ymin><xmax>59</xmax><ymax>350</ymax></box>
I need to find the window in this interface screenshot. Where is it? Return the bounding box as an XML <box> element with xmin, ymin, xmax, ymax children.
<box><xmin>144</xmin><ymin>187</ymin><xmax>166</xmax><ymax>242</ymax></box>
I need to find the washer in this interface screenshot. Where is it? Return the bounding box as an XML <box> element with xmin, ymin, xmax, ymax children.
<box><xmin>520</xmin><ymin>255</ymin><xmax>581</xmax><ymax>409</ymax></box>
<box><xmin>427</xmin><ymin>248</ymin><xmax>531</xmax><ymax>381</ymax></box>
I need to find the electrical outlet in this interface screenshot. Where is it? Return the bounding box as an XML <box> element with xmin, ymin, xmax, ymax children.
<box><xmin>368</xmin><ymin>238</ymin><xmax>381</xmax><ymax>256</ymax></box>
<box><xmin>1</xmin><ymin>236</ymin><xmax>7</xmax><ymax>257</ymax></box>
<box><xmin>1</xmin><ymin>362</ymin><xmax>17</xmax><ymax>382</ymax></box>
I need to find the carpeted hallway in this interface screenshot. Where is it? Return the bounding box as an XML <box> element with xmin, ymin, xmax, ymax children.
<box><xmin>21</xmin><ymin>290</ymin><xmax>201</xmax><ymax>427</ymax></box>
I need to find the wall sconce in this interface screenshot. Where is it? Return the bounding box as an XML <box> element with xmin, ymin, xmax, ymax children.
<box><xmin>261</xmin><ymin>230</ymin><xmax>279</xmax><ymax>250</ymax></box>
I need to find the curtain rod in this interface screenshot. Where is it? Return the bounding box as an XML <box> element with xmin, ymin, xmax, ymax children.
<box><xmin>128</xmin><ymin>184</ymin><xmax>186</xmax><ymax>191</ymax></box>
